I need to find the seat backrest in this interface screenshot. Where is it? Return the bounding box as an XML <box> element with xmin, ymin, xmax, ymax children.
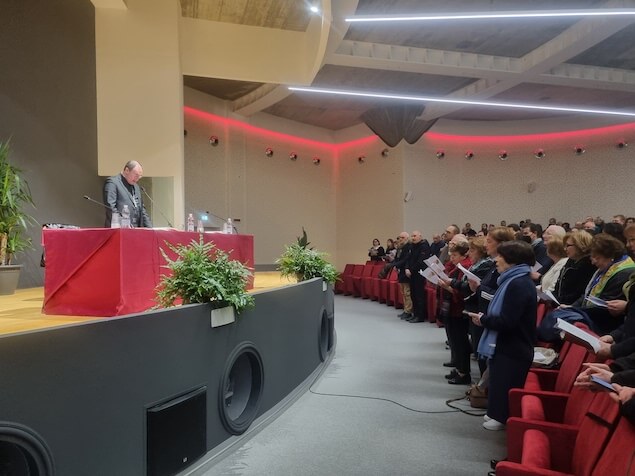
<box><xmin>570</xmin><ymin>392</ymin><xmax>620</xmax><ymax>476</ymax></box>
<box><xmin>554</xmin><ymin>344</ymin><xmax>590</xmax><ymax>394</ymax></box>
<box><xmin>361</xmin><ymin>263</ymin><xmax>375</xmax><ymax>277</ymax></box>
<box><xmin>592</xmin><ymin>415</ymin><xmax>635</xmax><ymax>476</ymax></box>
<box><xmin>563</xmin><ymin>386</ymin><xmax>598</xmax><ymax>426</ymax></box>
<box><xmin>351</xmin><ymin>265</ymin><xmax>364</xmax><ymax>276</ymax></box>
<box><xmin>340</xmin><ymin>264</ymin><xmax>355</xmax><ymax>277</ymax></box>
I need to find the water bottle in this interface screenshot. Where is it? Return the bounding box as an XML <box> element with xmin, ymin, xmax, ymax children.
<box><xmin>187</xmin><ymin>213</ymin><xmax>195</xmax><ymax>232</ymax></box>
<box><xmin>197</xmin><ymin>219</ymin><xmax>204</xmax><ymax>233</ymax></box>
<box><xmin>224</xmin><ymin>218</ymin><xmax>233</xmax><ymax>234</ymax></box>
<box><xmin>121</xmin><ymin>205</ymin><xmax>131</xmax><ymax>228</ymax></box>
<box><xmin>111</xmin><ymin>211</ymin><xmax>121</xmax><ymax>228</ymax></box>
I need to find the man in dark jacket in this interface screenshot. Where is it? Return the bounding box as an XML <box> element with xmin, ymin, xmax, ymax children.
<box><xmin>405</xmin><ymin>230</ymin><xmax>432</xmax><ymax>323</ymax></box>
<box><xmin>103</xmin><ymin>160</ymin><xmax>152</xmax><ymax>228</ymax></box>
<box><xmin>392</xmin><ymin>232</ymin><xmax>412</xmax><ymax>319</ymax></box>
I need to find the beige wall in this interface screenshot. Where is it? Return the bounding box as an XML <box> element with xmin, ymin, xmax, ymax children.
<box><xmin>404</xmin><ymin>117</ymin><xmax>635</xmax><ymax>239</ymax></box>
<box><xmin>184</xmin><ymin>87</ymin><xmax>341</xmax><ymax>267</ymax></box>
<box><xmin>94</xmin><ymin>0</ymin><xmax>185</xmax><ymax>226</ymax></box>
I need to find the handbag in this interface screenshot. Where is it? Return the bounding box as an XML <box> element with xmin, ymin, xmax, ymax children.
<box><xmin>467</xmin><ymin>384</ymin><xmax>488</xmax><ymax>409</ymax></box>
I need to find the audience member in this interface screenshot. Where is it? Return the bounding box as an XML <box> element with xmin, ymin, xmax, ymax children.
<box><xmin>469</xmin><ymin>241</ymin><xmax>537</xmax><ymax>431</ymax></box>
<box><xmin>405</xmin><ymin>231</ymin><xmax>432</xmax><ymax>323</ymax></box>
<box><xmin>393</xmin><ymin>233</ymin><xmax>413</xmax><ymax>320</ymax></box>
<box><xmin>523</xmin><ymin>223</ymin><xmax>553</xmax><ymax>279</ymax></box>
<box><xmin>554</xmin><ymin>231</ymin><xmax>596</xmax><ymax>305</ymax></box>
<box><xmin>542</xmin><ymin>224</ymin><xmax>566</xmax><ymax>244</ymax></box>
<box><xmin>368</xmin><ymin>238</ymin><xmax>385</xmax><ymax>262</ymax></box>
<box><xmin>384</xmin><ymin>238</ymin><xmax>396</xmax><ymax>262</ymax></box>
<box><xmin>439</xmin><ymin>225</ymin><xmax>460</xmax><ymax>264</ymax></box>
<box><xmin>468</xmin><ymin>226</ymin><xmax>516</xmax><ymax>375</ymax></box>
<box><xmin>603</xmin><ymin>222</ymin><xmax>625</xmax><ymax>244</ymax></box>
<box><xmin>562</xmin><ymin>233</ymin><xmax>635</xmax><ymax>335</ymax></box>
<box><xmin>439</xmin><ymin>241</ymin><xmax>472</xmax><ymax>384</ymax></box>
<box><xmin>613</xmin><ymin>214</ymin><xmax>626</xmax><ymax>225</ymax></box>
<box><xmin>430</xmin><ymin>234</ymin><xmax>444</xmax><ymax>257</ymax></box>
<box><xmin>539</xmin><ymin>237</ymin><xmax>568</xmax><ymax>293</ymax></box>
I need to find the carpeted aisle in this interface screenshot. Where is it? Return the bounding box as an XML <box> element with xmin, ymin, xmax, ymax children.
<box><xmin>201</xmin><ymin>295</ymin><xmax>506</xmax><ymax>475</ymax></box>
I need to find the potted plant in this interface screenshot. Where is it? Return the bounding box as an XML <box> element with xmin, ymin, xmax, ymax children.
<box><xmin>276</xmin><ymin>228</ymin><xmax>339</xmax><ymax>285</ymax></box>
<box><xmin>155</xmin><ymin>237</ymin><xmax>254</xmax><ymax>327</ymax></box>
<box><xmin>0</xmin><ymin>141</ymin><xmax>36</xmax><ymax>295</ymax></box>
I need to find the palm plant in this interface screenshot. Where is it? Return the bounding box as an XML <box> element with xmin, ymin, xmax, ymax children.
<box><xmin>0</xmin><ymin>141</ymin><xmax>36</xmax><ymax>265</ymax></box>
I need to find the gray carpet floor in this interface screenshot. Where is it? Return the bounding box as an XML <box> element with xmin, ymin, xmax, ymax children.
<box><xmin>202</xmin><ymin>295</ymin><xmax>507</xmax><ymax>475</ymax></box>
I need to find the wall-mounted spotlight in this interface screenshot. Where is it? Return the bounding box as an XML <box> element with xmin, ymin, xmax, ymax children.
<box><xmin>381</xmin><ymin>148</ymin><xmax>390</xmax><ymax>157</ymax></box>
<box><xmin>498</xmin><ymin>150</ymin><xmax>509</xmax><ymax>161</ymax></box>
<box><xmin>265</xmin><ymin>147</ymin><xmax>274</xmax><ymax>157</ymax></box>
<box><xmin>209</xmin><ymin>135</ymin><xmax>219</xmax><ymax>146</ymax></box>
<box><xmin>436</xmin><ymin>150</ymin><xmax>445</xmax><ymax>159</ymax></box>
<box><xmin>574</xmin><ymin>145</ymin><xmax>585</xmax><ymax>155</ymax></box>
<box><xmin>312</xmin><ymin>157</ymin><xmax>321</xmax><ymax>165</ymax></box>
<box><xmin>358</xmin><ymin>155</ymin><xmax>366</xmax><ymax>163</ymax></box>
<box><xmin>465</xmin><ymin>151</ymin><xmax>474</xmax><ymax>160</ymax></box>
<box><xmin>534</xmin><ymin>148</ymin><xmax>545</xmax><ymax>159</ymax></box>
<box><xmin>289</xmin><ymin>152</ymin><xmax>298</xmax><ymax>161</ymax></box>
<box><xmin>617</xmin><ymin>140</ymin><xmax>628</xmax><ymax>149</ymax></box>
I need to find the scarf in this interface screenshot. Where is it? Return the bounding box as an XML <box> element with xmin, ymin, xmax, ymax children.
<box><xmin>477</xmin><ymin>264</ymin><xmax>531</xmax><ymax>359</ymax></box>
<box><xmin>583</xmin><ymin>255</ymin><xmax>635</xmax><ymax>305</ymax></box>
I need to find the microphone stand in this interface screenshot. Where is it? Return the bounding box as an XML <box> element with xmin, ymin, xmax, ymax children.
<box><xmin>205</xmin><ymin>210</ymin><xmax>238</xmax><ymax>234</ymax></box>
<box><xmin>140</xmin><ymin>187</ymin><xmax>173</xmax><ymax>228</ymax></box>
<box><xmin>83</xmin><ymin>195</ymin><xmax>114</xmax><ymax>211</ymax></box>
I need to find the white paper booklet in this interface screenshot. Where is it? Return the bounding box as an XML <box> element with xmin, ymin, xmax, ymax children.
<box><xmin>554</xmin><ymin>318</ymin><xmax>601</xmax><ymax>353</ymax></box>
<box><xmin>457</xmin><ymin>263</ymin><xmax>481</xmax><ymax>285</ymax></box>
<box><xmin>419</xmin><ymin>268</ymin><xmax>440</xmax><ymax>285</ymax></box>
<box><xmin>536</xmin><ymin>288</ymin><xmax>560</xmax><ymax>306</ymax></box>
<box><xmin>585</xmin><ymin>295</ymin><xmax>608</xmax><ymax>308</ymax></box>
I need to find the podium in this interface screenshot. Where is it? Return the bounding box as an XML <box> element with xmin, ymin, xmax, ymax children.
<box><xmin>42</xmin><ymin>228</ymin><xmax>254</xmax><ymax>317</ymax></box>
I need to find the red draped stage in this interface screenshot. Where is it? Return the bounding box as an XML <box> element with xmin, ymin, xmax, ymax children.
<box><xmin>42</xmin><ymin>228</ymin><xmax>254</xmax><ymax>317</ymax></box>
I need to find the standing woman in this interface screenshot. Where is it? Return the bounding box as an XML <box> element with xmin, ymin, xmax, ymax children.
<box><xmin>368</xmin><ymin>238</ymin><xmax>385</xmax><ymax>262</ymax></box>
<box><xmin>469</xmin><ymin>241</ymin><xmax>537</xmax><ymax>431</ymax></box>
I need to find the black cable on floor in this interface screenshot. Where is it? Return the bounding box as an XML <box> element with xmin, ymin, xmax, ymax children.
<box><xmin>309</xmin><ymin>387</ymin><xmax>487</xmax><ymax>415</ymax></box>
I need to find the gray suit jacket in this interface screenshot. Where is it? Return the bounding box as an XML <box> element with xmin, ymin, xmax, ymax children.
<box><xmin>103</xmin><ymin>174</ymin><xmax>152</xmax><ymax>228</ymax></box>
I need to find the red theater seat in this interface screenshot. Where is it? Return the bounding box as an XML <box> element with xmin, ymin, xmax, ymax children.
<box><xmin>361</xmin><ymin>263</ymin><xmax>384</xmax><ymax>299</ymax></box>
<box><xmin>498</xmin><ymin>392</ymin><xmax>619</xmax><ymax>476</ymax></box>
<box><xmin>343</xmin><ymin>265</ymin><xmax>364</xmax><ymax>295</ymax></box>
<box><xmin>334</xmin><ymin>264</ymin><xmax>354</xmax><ymax>294</ymax></box>
<box><xmin>379</xmin><ymin>268</ymin><xmax>397</xmax><ymax>304</ymax></box>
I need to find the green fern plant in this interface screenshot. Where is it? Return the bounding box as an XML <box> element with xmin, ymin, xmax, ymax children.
<box><xmin>155</xmin><ymin>238</ymin><xmax>254</xmax><ymax>313</ymax></box>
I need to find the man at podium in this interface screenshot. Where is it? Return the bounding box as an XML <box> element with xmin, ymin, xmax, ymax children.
<box><xmin>103</xmin><ymin>160</ymin><xmax>153</xmax><ymax>228</ymax></box>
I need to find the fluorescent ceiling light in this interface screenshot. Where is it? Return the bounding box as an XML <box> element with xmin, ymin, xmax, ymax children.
<box><xmin>288</xmin><ymin>86</ymin><xmax>635</xmax><ymax>118</ymax></box>
<box><xmin>345</xmin><ymin>9</ymin><xmax>635</xmax><ymax>23</ymax></box>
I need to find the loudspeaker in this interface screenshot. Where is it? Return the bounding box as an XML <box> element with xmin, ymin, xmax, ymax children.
<box><xmin>146</xmin><ymin>386</ymin><xmax>207</xmax><ymax>476</ymax></box>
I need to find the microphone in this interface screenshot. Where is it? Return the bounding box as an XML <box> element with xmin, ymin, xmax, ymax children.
<box><xmin>83</xmin><ymin>195</ymin><xmax>114</xmax><ymax>211</ymax></box>
<box><xmin>140</xmin><ymin>186</ymin><xmax>173</xmax><ymax>228</ymax></box>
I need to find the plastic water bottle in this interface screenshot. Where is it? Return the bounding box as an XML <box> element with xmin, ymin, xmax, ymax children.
<box><xmin>121</xmin><ymin>205</ymin><xmax>131</xmax><ymax>228</ymax></box>
<box><xmin>197</xmin><ymin>219</ymin><xmax>204</xmax><ymax>233</ymax></box>
<box><xmin>224</xmin><ymin>218</ymin><xmax>233</xmax><ymax>234</ymax></box>
<box><xmin>111</xmin><ymin>212</ymin><xmax>121</xmax><ymax>228</ymax></box>
<box><xmin>187</xmin><ymin>213</ymin><xmax>195</xmax><ymax>232</ymax></box>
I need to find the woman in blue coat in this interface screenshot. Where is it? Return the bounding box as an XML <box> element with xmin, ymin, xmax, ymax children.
<box><xmin>469</xmin><ymin>240</ymin><xmax>537</xmax><ymax>430</ymax></box>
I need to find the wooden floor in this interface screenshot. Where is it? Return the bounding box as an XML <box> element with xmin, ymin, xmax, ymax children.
<box><xmin>0</xmin><ymin>272</ymin><xmax>295</xmax><ymax>337</ymax></box>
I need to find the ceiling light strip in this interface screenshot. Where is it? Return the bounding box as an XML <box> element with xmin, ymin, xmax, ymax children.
<box><xmin>345</xmin><ymin>9</ymin><xmax>635</xmax><ymax>22</ymax></box>
<box><xmin>288</xmin><ymin>87</ymin><xmax>635</xmax><ymax>117</ymax></box>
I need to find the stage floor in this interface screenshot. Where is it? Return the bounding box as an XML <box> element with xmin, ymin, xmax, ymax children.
<box><xmin>0</xmin><ymin>272</ymin><xmax>294</xmax><ymax>337</ymax></box>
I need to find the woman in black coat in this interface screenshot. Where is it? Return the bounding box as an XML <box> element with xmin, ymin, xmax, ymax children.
<box><xmin>469</xmin><ymin>241</ymin><xmax>537</xmax><ymax>431</ymax></box>
<box><xmin>554</xmin><ymin>230</ymin><xmax>596</xmax><ymax>305</ymax></box>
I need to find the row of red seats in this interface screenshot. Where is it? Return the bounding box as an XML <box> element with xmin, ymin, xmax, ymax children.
<box><xmin>335</xmin><ymin>262</ymin><xmax>439</xmax><ymax>322</ymax></box>
<box><xmin>497</xmin><ymin>324</ymin><xmax>635</xmax><ymax>475</ymax></box>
